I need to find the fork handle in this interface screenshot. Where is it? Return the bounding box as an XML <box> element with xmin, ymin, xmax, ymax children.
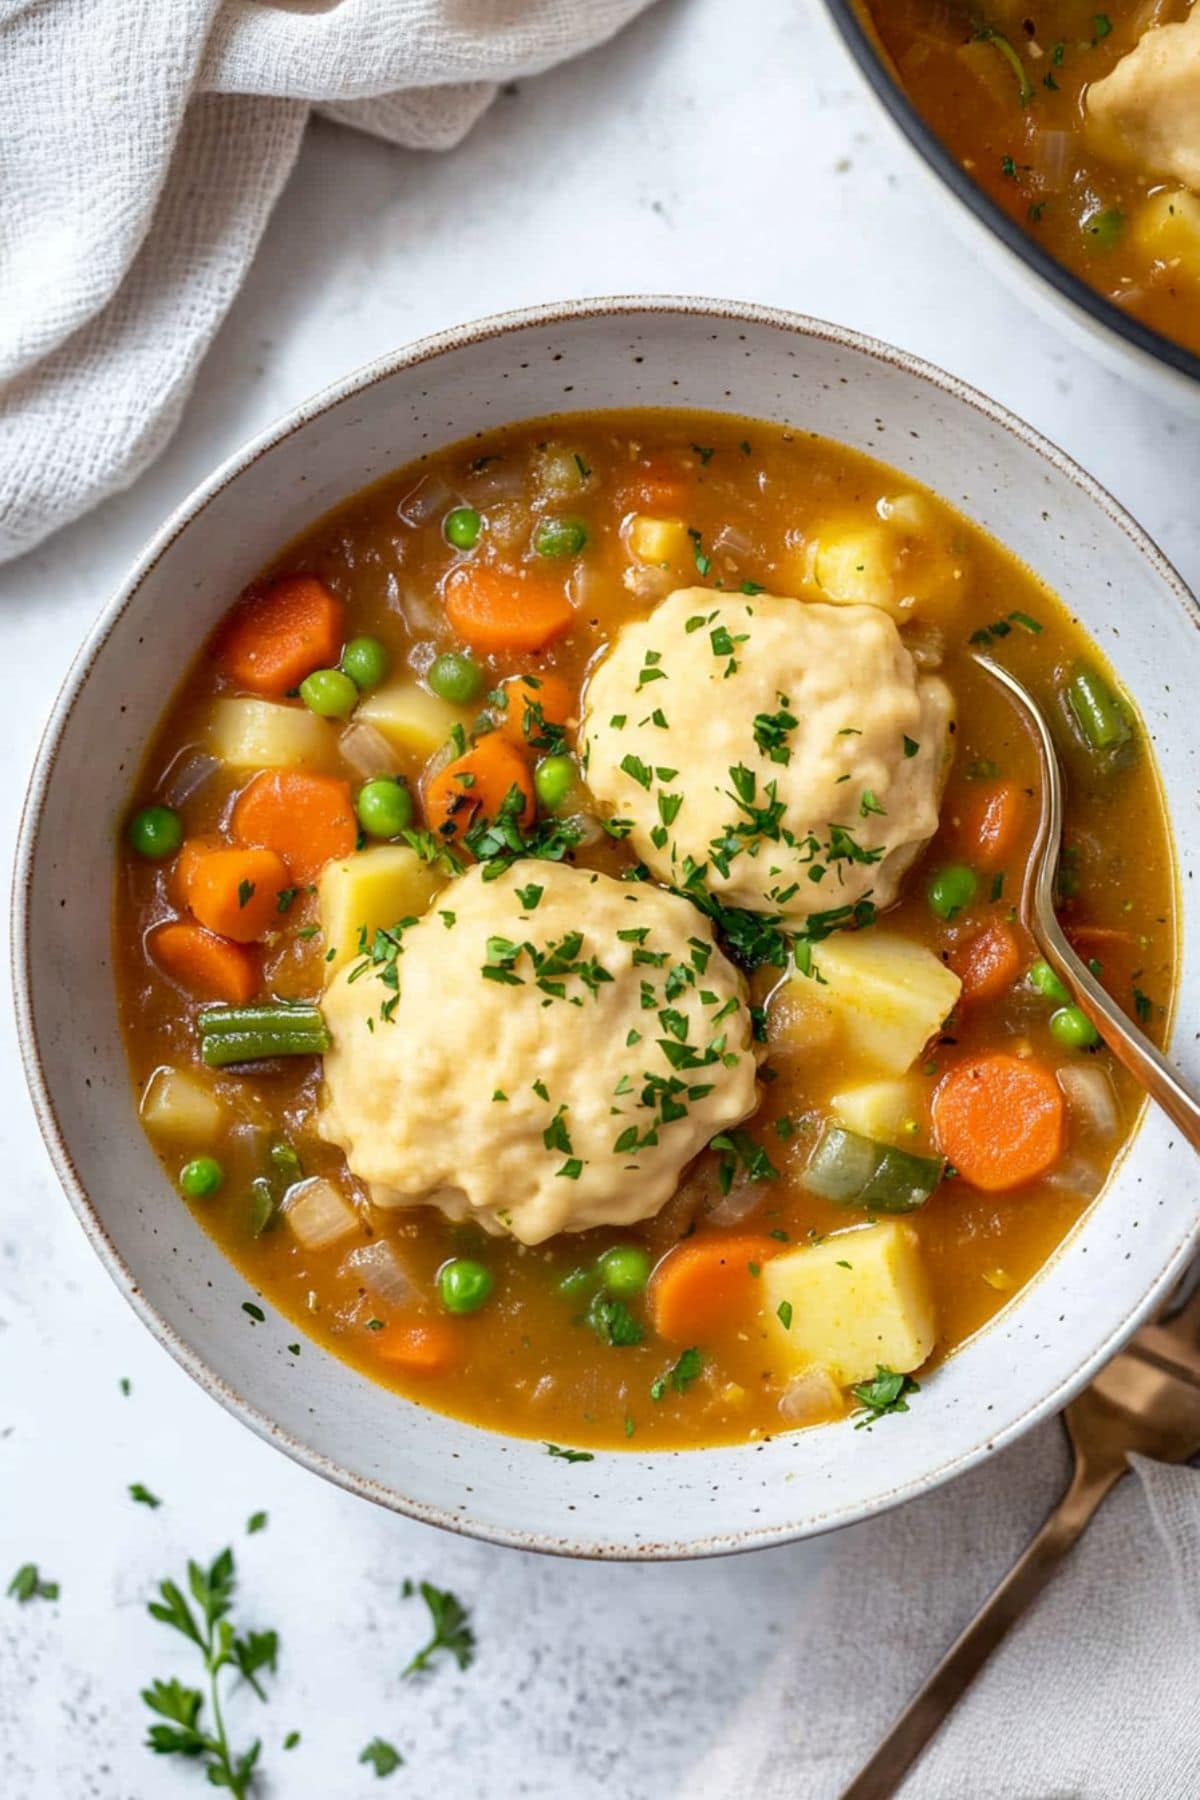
<box><xmin>839</xmin><ymin>1456</ymin><xmax>1127</xmax><ymax>1800</ymax></box>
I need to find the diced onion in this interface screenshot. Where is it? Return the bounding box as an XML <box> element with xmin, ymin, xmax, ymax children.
<box><xmin>560</xmin><ymin>809</ymin><xmax>606</xmax><ymax>850</ymax></box>
<box><xmin>1042</xmin><ymin>1154</ymin><xmax>1105</xmax><ymax>1199</ymax></box>
<box><xmin>469</xmin><ymin>459</ymin><xmax>527</xmax><ymax>503</ymax></box>
<box><xmin>340</xmin><ymin>1240</ymin><xmax>413</xmax><ymax>1307</ymax></box>
<box><xmin>283</xmin><ymin>1177</ymin><xmax>360</xmax><ymax>1251</ymax></box>
<box><xmin>338</xmin><ymin>721</ymin><xmax>401</xmax><ymax>780</ymax></box>
<box><xmin>397</xmin><ymin>474</ymin><xmax>457</xmax><ymax>527</ymax></box>
<box><xmin>1028</xmin><ymin>130</ymin><xmax>1072</xmax><ymax>193</ymax></box>
<box><xmin>901</xmin><ymin>621</ymin><xmax>945</xmax><ymax>669</ymax></box>
<box><xmin>1057</xmin><ymin>1064</ymin><xmax>1119</xmax><ymax>1137</ymax></box>
<box><xmin>161</xmin><ymin>749</ymin><xmax>219</xmax><ymax>809</ymax></box>
<box><xmin>712</xmin><ymin>523</ymin><xmax>756</xmax><ymax>558</ymax></box>
<box><xmin>706</xmin><ymin>1181</ymin><xmax>765</xmax><ymax>1228</ymax></box>
<box><xmin>778</xmin><ymin>1365</ymin><xmax>843</xmax><ymax>1425</ymax></box>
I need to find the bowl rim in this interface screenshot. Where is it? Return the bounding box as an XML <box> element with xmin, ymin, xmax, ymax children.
<box><xmin>820</xmin><ymin>0</ymin><xmax>1200</xmax><ymax>394</ymax></box>
<box><xmin>12</xmin><ymin>293</ymin><xmax>1200</xmax><ymax>1559</ymax></box>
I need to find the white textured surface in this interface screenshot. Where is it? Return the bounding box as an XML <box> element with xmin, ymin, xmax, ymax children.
<box><xmin>1</xmin><ymin>1</ymin><xmax>1197</xmax><ymax>1796</ymax></box>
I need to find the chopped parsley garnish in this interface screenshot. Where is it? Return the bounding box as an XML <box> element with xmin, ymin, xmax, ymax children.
<box><xmin>8</xmin><ymin>1564</ymin><xmax>58</xmax><ymax>1604</ymax></box>
<box><xmin>753</xmin><ymin>699</ymin><xmax>797</xmax><ymax>765</ymax></box>
<box><xmin>360</xmin><ymin>1738</ymin><xmax>404</xmax><ymax>1777</ymax></box>
<box><xmin>650</xmin><ymin>1346</ymin><xmax>703</xmax><ymax>1400</ymax></box>
<box><xmin>402</xmin><ymin>1580</ymin><xmax>475</xmax><ymax>1677</ymax></box>
<box><xmin>620</xmin><ymin>753</ymin><xmax>653</xmax><ymax>790</ymax></box>
<box><xmin>516</xmin><ymin>883</ymin><xmax>544</xmax><ymax>911</ymax></box>
<box><xmin>903</xmin><ymin>736</ymin><xmax>919</xmax><ymax>759</ymax></box>
<box><xmin>588</xmin><ymin>1292</ymin><xmax>644</xmax><ymax>1346</ymax></box>
<box><xmin>545</xmin><ymin>1443</ymin><xmax>594</xmax><ymax>1462</ymax></box>
<box><xmin>776</xmin><ymin>1300</ymin><xmax>793</xmax><ymax>1330</ymax></box>
<box><xmin>688</xmin><ymin>527</ymin><xmax>711</xmax><ymax>577</ymax></box>
<box><xmin>236</xmin><ymin>880</ymin><xmax>256</xmax><ymax>909</ymax></box>
<box><xmin>851</xmin><ymin>1365</ymin><xmax>920</xmax><ymax>1428</ymax></box>
<box><xmin>129</xmin><ymin>1482</ymin><xmax>162</xmax><ymax>1509</ymax></box>
<box><xmin>246</xmin><ymin>1512</ymin><xmax>268</xmax><ymax>1536</ymax></box>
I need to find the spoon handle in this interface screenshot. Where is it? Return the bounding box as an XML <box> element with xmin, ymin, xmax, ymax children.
<box><xmin>838</xmin><ymin>1452</ymin><xmax>1127</xmax><ymax>1800</ymax></box>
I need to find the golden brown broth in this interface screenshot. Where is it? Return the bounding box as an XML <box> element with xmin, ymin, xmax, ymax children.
<box><xmin>114</xmin><ymin>410</ymin><xmax>1176</xmax><ymax>1450</ymax></box>
<box><xmin>861</xmin><ymin>1</ymin><xmax>1200</xmax><ymax>358</ymax></box>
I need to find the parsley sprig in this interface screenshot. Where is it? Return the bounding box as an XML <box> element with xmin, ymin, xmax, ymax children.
<box><xmin>141</xmin><ymin>1547</ymin><xmax>277</xmax><ymax>1798</ymax></box>
<box><xmin>851</xmin><ymin>1366</ymin><xmax>920</xmax><ymax>1429</ymax></box>
<box><xmin>401</xmin><ymin>1580</ymin><xmax>475</xmax><ymax>1678</ymax></box>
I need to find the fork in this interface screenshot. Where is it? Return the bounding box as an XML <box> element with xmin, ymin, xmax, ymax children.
<box><xmin>840</xmin><ymin>1270</ymin><xmax>1200</xmax><ymax>1798</ymax></box>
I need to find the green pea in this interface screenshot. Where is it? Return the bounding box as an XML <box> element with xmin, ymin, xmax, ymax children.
<box><xmin>927</xmin><ymin>864</ymin><xmax>978</xmax><ymax>922</ymax></box>
<box><xmin>356</xmin><ymin>777</ymin><xmax>413</xmax><ymax>840</ymax></box>
<box><xmin>1028</xmin><ymin>958</ymin><xmax>1070</xmax><ymax>1005</ymax></box>
<box><xmin>340</xmin><ymin>636</ymin><xmax>390</xmax><ymax>691</ymax></box>
<box><xmin>1082</xmin><ymin>206</ymin><xmax>1124</xmax><ymax>252</ymax></box>
<box><xmin>558</xmin><ymin>1267</ymin><xmax>593</xmax><ymax>1300</ymax></box>
<box><xmin>179</xmin><ymin>1156</ymin><xmax>224</xmax><ymax>1200</ymax></box>
<box><xmin>428</xmin><ymin>652</ymin><xmax>483</xmax><ymax>705</ymax></box>
<box><xmin>127</xmin><ymin>804</ymin><xmax>183</xmax><ymax>861</ymax></box>
<box><xmin>534</xmin><ymin>517</ymin><xmax>587</xmax><ymax>558</ymax></box>
<box><xmin>596</xmin><ymin>1245</ymin><xmax>651</xmax><ymax>1297</ymax></box>
<box><xmin>1050</xmin><ymin>1005</ymin><xmax>1101</xmax><ymax>1051</ymax></box>
<box><xmin>444</xmin><ymin>506</ymin><xmax>482</xmax><ymax>550</ymax></box>
<box><xmin>299</xmin><ymin>667</ymin><xmax>358</xmax><ymax>720</ymax></box>
<box><xmin>534</xmin><ymin>754</ymin><xmax>576</xmax><ymax>813</ymax></box>
<box><xmin>438</xmin><ymin>1257</ymin><xmax>493</xmax><ymax>1315</ymax></box>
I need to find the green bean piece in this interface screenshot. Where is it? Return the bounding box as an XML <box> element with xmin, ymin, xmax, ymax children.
<box><xmin>198</xmin><ymin>1003</ymin><xmax>330</xmax><ymax>1068</ymax></box>
<box><xmin>248</xmin><ymin>1177</ymin><xmax>279</xmax><ymax>1239</ymax></box>
<box><xmin>805</xmin><ymin>1123</ymin><xmax>943</xmax><ymax>1213</ymax></box>
<box><xmin>1065</xmin><ymin>666</ymin><xmax>1131</xmax><ymax>754</ymax></box>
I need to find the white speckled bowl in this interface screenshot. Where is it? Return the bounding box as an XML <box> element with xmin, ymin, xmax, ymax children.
<box><xmin>14</xmin><ymin>299</ymin><xmax>1200</xmax><ymax>1557</ymax></box>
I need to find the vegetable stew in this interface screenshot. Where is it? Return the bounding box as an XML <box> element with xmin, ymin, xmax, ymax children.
<box><xmin>115</xmin><ymin>409</ymin><xmax>1176</xmax><ymax>1450</ymax></box>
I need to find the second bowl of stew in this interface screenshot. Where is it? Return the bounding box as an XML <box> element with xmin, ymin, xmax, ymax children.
<box><xmin>824</xmin><ymin>2</ymin><xmax>1200</xmax><ymax>401</ymax></box>
<box><xmin>16</xmin><ymin>298</ymin><xmax>1200</xmax><ymax>1555</ymax></box>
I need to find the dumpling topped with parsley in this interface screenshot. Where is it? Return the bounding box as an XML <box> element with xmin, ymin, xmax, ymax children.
<box><xmin>581</xmin><ymin>588</ymin><xmax>953</xmax><ymax>923</ymax></box>
<box><xmin>318</xmin><ymin>860</ymin><xmax>759</xmax><ymax>1245</ymax></box>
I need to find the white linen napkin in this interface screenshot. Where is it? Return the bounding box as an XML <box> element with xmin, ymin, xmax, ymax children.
<box><xmin>0</xmin><ymin>0</ymin><xmax>656</xmax><ymax>564</ymax></box>
<box><xmin>698</xmin><ymin>1420</ymin><xmax>1200</xmax><ymax>1798</ymax></box>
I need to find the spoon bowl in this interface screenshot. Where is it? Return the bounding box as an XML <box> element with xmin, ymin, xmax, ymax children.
<box><xmin>973</xmin><ymin>654</ymin><xmax>1200</xmax><ymax>1152</ymax></box>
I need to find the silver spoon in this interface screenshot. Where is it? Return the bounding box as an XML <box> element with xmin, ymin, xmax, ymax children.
<box><xmin>972</xmin><ymin>653</ymin><xmax>1200</xmax><ymax>1149</ymax></box>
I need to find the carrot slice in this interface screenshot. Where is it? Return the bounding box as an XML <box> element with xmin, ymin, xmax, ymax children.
<box><xmin>231</xmin><ymin>770</ymin><xmax>356</xmax><ymax>884</ymax></box>
<box><xmin>932</xmin><ymin>1054</ymin><xmax>1066</xmax><ymax>1192</ymax></box>
<box><xmin>214</xmin><ymin>575</ymin><xmax>345</xmax><ymax>697</ymax></box>
<box><xmin>150</xmin><ymin>921</ymin><xmax>260</xmax><ymax>1005</ymax></box>
<box><xmin>423</xmin><ymin>734</ymin><xmax>535</xmax><ymax>844</ymax></box>
<box><xmin>958</xmin><ymin>780</ymin><xmax>1028</xmax><ymax>871</ymax></box>
<box><xmin>497</xmin><ymin>673</ymin><xmax>573</xmax><ymax>747</ymax></box>
<box><xmin>373</xmin><ymin>1318</ymin><xmax>460</xmax><ymax>1374</ymax></box>
<box><xmin>443</xmin><ymin>566</ymin><xmax>574</xmax><ymax>655</ymax></box>
<box><xmin>620</xmin><ymin>456</ymin><xmax>692</xmax><ymax>514</ymax></box>
<box><xmin>950</xmin><ymin>920</ymin><xmax>1023</xmax><ymax>1004</ymax></box>
<box><xmin>180</xmin><ymin>843</ymin><xmax>291</xmax><ymax>943</ymax></box>
<box><xmin>650</xmin><ymin>1234</ymin><xmax>781</xmax><ymax>1344</ymax></box>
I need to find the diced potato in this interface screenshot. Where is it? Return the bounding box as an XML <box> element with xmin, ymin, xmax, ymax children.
<box><xmin>319</xmin><ymin>845</ymin><xmax>445</xmax><ymax>974</ymax></box>
<box><xmin>283</xmin><ymin>1176</ymin><xmax>360</xmax><ymax>1251</ymax></box>
<box><xmin>1132</xmin><ymin>189</ymin><xmax>1200</xmax><ymax>279</ymax></box>
<box><xmin>808</xmin><ymin>501</ymin><xmax>968</xmax><ymax>623</ymax></box>
<box><xmin>809</xmin><ymin>516</ymin><xmax>906</xmax><ymax>615</ymax></box>
<box><xmin>812</xmin><ymin>931</ymin><xmax>960</xmax><ymax>1077</ymax></box>
<box><xmin>830</xmin><ymin>1077</ymin><xmax>924</xmax><ymax>1147</ymax></box>
<box><xmin>626</xmin><ymin>514</ymin><xmax>691</xmax><ymax>565</ymax></box>
<box><xmin>357</xmin><ymin>682</ymin><xmax>469</xmax><ymax>760</ymax></box>
<box><xmin>206</xmin><ymin>697</ymin><xmax>337</xmax><ymax>771</ymax></box>
<box><xmin>140</xmin><ymin>1066</ymin><xmax>223</xmax><ymax>1142</ymax></box>
<box><xmin>763</xmin><ymin>1221</ymin><xmax>937</xmax><ymax>1386</ymax></box>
